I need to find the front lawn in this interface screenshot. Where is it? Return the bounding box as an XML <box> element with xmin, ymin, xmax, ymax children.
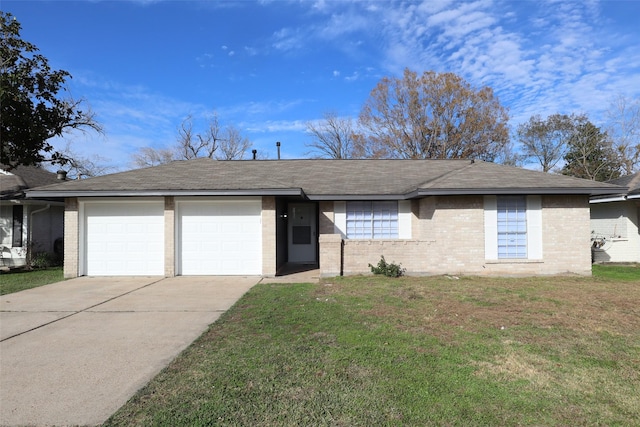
<box><xmin>0</xmin><ymin>267</ymin><xmax>64</xmax><ymax>295</ymax></box>
<box><xmin>105</xmin><ymin>269</ymin><xmax>640</xmax><ymax>426</ymax></box>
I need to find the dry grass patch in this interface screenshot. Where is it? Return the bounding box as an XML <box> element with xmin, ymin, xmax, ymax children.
<box><xmin>106</xmin><ymin>271</ymin><xmax>640</xmax><ymax>426</ymax></box>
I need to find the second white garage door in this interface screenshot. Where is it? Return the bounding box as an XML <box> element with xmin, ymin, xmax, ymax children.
<box><xmin>178</xmin><ymin>200</ymin><xmax>262</xmax><ymax>275</ymax></box>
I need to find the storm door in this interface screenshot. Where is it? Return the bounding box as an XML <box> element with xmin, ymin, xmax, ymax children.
<box><xmin>287</xmin><ymin>203</ymin><xmax>317</xmax><ymax>263</ymax></box>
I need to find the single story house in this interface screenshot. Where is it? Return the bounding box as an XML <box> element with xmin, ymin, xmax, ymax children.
<box><xmin>590</xmin><ymin>171</ymin><xmax>640</xmax><ymax>263</ymax></box>
<box><xmin>26</xmin><ymin>159</ymin><xmax>625</xmax><ymax>278</ymax></box>
<box><xmin>1</xmin><ymin>165</ymin><xmax>65</xmax><ymax>269</ymax></box>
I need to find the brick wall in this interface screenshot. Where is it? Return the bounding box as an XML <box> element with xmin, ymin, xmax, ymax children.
<box><xmin>320</xmin><ymin>195</ymin><xmax>592</xmax><ymax>277</ymax></box>
<box><xmin>63</xmin><ymin>198</ymin><xmax>79</xmax><ymax>278</ymax></box>
<box><xmin>262</xmin><ymin>196</ymin><xmax>276</xmax><ymax>276</ymax></box>
<box><xmin>164</xmin><ymin>197</ymin><xmax>175</xmax><ymax>277</ymax></box>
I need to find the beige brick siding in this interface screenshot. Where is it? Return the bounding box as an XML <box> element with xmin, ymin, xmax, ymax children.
<box><xmin>320</xmin><ymin>195</ymin><xmax>592</xmax><ymax>277</ymax></box>
<box><xmin>63</xmin><ymin>198</ymin><xmax>79</xmax><ymax>278</ymax></box>
<box><xmin>319</xmin><ymin>234</ymin><xmax>342</xmax><ymax>276</ymax></box>
<box><xmin>164</xmin><ymin>197</ymin><xmax>175</xmax><ymax>277</ymax></box>
<box><xmin>262</xmin><ymin>196</ymin><xmax>276</xmax><ymax>276</ymax></box>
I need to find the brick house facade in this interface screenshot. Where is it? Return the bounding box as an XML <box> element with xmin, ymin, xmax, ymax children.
<box><xmin>29</xmin><ymin>159</ymin><xmax>623</xmax><ymax>278</ymax></box>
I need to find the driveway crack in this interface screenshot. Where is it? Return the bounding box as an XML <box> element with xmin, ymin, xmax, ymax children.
<box><xmin>0</xmin><ymin>277</ymin><xmax>166</xmax><ymax>343</ymax></box>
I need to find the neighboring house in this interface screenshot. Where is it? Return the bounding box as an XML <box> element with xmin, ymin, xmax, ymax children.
<box><xmin>26</xmin><ymin>159</ymin><xmax>625</xmax><ymax>279</ymax></box>
<box><xmin>590</xmin><ymin>172</ymin><xmax>640</xmax><ymax>263</ymax></box>
<box><xmin>1</xmin><ymin>165</ymin><xmax>66</xmax><ymax>269</ymax></box>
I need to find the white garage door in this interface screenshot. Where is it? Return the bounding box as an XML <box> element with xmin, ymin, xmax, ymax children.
<box><xmin>178</xmin><ymin>200</ymin><xmax>262</xmax><ymax>275</ymax></box>
<box><xmin>84</xmin><ymin>202</ymin><xmax>164</xmax><ymax>276</ymax></box>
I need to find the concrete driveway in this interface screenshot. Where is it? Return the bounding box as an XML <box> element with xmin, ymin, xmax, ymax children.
<box><xmin>0</xmin><ymin>276</ymin><xmax>258</xmax><ymax>426</ymax></box>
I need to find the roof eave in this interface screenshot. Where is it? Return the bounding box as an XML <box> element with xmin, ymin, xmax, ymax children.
<box><xmin>26</xmin><ymin>188</ymin><xmax>305</xmax><ymax>198</ymax></box>
<box><xmin>307</xmin><ymin>194</ymin><xmax>407</xmax><ymax>201</ymax></box>
<box><xmin>414</xmin><ymin>187</ymin><xmax>625</xmax><ymax>196</ymax></box>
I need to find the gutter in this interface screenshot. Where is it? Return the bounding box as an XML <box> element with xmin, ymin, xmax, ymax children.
<box><xmin>26</xmin><ymin>188</ymin><xmax>305</xmax><ymax>198</ymax></box>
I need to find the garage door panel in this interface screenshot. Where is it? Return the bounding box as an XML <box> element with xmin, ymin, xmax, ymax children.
<box><xmin>179</xmin><ymin>201</ymin><xmax>261</xmax><ymax>275</ymax></box>
<box><xmin>84</xmin><ymin>202</ymin><xmax>164</xmax><ymax>276</ymax></box>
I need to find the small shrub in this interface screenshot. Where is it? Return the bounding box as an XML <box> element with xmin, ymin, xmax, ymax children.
<box><xmin>369</xmin><ymin>255</ymin><xmax>405</xmax><ymax>277</ymax></box>
<box><xmin>30</xmin><ymin>252</ymin><xmax>57</xmax><ymax>269</ymax></box>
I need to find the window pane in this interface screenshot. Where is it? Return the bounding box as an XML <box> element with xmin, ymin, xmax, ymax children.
<box><xmin>497</xmin><ymin>196</ymin><xmax>527</xmax><ymax>259</ymax></box>
<box><xmin>346</xmin><ymin>201</ymin><xmax>398</xmax><ymax>239</ymax></box>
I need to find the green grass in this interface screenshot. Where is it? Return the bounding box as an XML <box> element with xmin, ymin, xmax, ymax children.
<box><xmin>0</xmin><ymin>267</ymin><xmax>64</xmax><ymax>295</ymax></box>
<box><xmin>105</xmin><ymin>268</ymin><xmax>640</xmax><ymax>427</ymax></box>
<box><xmin>592</xmin><ymin>263</ymin><xmax>640</xmax><ymax>281</ymax></box>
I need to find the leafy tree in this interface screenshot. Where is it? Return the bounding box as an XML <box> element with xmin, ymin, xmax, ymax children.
<box><xmin>131</xmin><ymin>113</ymin><xmax>252</xmax><ymax>167</ymax></box>
<box><xmin>0</xmin><ymin>12</ymin><xmax>101</xmax><ymax>170</ymax></box>
<box><xmin>357</xmin><ymin>68</ymin><xmax>509</xmax><ymax>161</ymax></box>
<box><xmin>305</xmin><ymin>111</ymin><xmax>357</xmax><ymax>159</ymax></box>
<box><xmin>561</xmin><ymin>120</ymin><xmax>622</xmax><ymax>181</ymax></box>
<box><xmin>605</xmin><ymin>94</ymin><xmax>640</xmax><ymax>174</ymax></box>
<box><xmin>516</xmin><ymin>113</ymin><xmax>577</xmax><ymax>172</ymax></box>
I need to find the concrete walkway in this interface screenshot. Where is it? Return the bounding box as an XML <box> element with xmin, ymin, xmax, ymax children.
<box><xmin>0</xmin><ymin>276</ymin><xmax>257</xmax><ymax>426</ymax></box>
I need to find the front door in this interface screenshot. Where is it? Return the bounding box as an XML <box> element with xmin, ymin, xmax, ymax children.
<box><xmin>287</xmin><ymin>203</ymin><xmax>317</xmax><ymax>263</ymax></box>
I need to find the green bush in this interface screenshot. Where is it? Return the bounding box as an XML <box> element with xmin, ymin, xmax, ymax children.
<box><xmin>369</xmin><ymin>255</ymin><xmax>405</xmax><ymax>277</ymax></box>
<box><xmin>30</xmin><ymin>251</ymin><xmax>58</xmax><ymax>269</ymax></box>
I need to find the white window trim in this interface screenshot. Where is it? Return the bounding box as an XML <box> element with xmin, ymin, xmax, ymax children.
<box><xmin>526</xmin><ymin>196</ymin><xmax>543</xmax><ymax>259</ymax></box>
<box><xmin>398</xmin><ymin>200</ymin><xmax>412</xmax><ymax>239</ymax></box>
<box><xmin>484</xmin><ymin>196</ymin><xmax>498</xmax><ymax>260</ymax></box>
<box><xmin>484</xmin><ymin>195</ymin><xmax>542</xmax><ymax>261</ymax></box>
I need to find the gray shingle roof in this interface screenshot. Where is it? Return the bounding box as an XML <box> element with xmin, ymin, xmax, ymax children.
<box><xmin>606</xmin><ymin>171</ymin><xmax>640</xmax><ymax>195</ymax></box>
<box><xmin>1</xmin><ymin>165</ymin><xmax>62</xmax><ymax>199</ymax></box>
<box><xmin>26</xmin><ymin>159</ymin><xmax>626</xmax><ymax>199</ymax></box>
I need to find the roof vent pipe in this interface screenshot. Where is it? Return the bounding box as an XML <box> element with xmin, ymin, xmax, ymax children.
<box><xmin>56</xmin><ymin>170</ymin><xmax>67</xmax><ymax>180</ymax></box>
<box><xmin>252</xmin><ymin>149</ymin><xmax>257</xmax><ymax>160</ymax></box>
<box><xmin>276</xmin><ymin>141</ymin><xmax>281</xmax><ymax>159</ymax></box>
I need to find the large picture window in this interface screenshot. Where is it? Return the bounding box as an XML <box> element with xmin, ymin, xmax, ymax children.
<box><xmin>346</xmin><ymin>201</ymin><xmax>398</xmax><ymax>239</ymax></box>
<box><xmin>497</xmin><ymin>196</ymin><xmax>527</xmax><ymax>258</ymax></box>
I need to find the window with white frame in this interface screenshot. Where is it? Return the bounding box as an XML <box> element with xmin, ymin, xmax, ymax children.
<box><xmin>484</xmin><ymin>195</ymin><xmax>542</xmax><ymax>260</ymax></box>
<box><xmin>497</xmin><ymin>196</ymin><xmax>527</xmax><ymax>258</ymax></box>
<box><xmin>346</xmin><ymin>201</ymin><xmax>398</xmax><ymax>239</ymax></box>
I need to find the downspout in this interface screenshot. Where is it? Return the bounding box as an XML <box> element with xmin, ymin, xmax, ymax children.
<box><xmin>28</xmin><ymin>204</ymin><xmax>51</xmax><ymax>266</ymax></box>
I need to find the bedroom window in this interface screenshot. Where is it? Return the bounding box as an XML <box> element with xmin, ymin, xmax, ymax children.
<box><xmin>346</xmin><ymin>201</ymin><xmax>398</xmax><ymax>239</ymax></box>
<box><xmin>497</xmin><ymin>196</ymin><xmax>527</xmax><ymax>258</ymax></box>
<box><xmin>484</xmin><ymin>195</ymin><xmax>542</xmax><ymax>260</ymax></box>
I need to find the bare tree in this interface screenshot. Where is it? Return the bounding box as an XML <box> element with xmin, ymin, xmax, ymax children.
<box><xmin>606</xmin><ymin>95</ymin><xmax>640</xmax><ymax>174</ymax></box>
<box><xmin>131</xmin><ymin>146</ymin><xmax>176</xmax><ymax>168</ymax></box>
<box><xmin>130</xmin><ymin>112</ymin><xmax>252</xmax><ymax>167</ymax></box>
<box><xmin>305</xmin><ymin>111</ymin><xmax>357</xmax><ymax>159</ymax></box>
<box><xmin>218</xmin><ymin>125</ymin><xmax>251</xmax><ymax>160</ymax></box>
<box><xmin>55</xmin><ymin>142</ymin><xmax>113</xmax><ymax>179</ymax></box>
<box><xmin>176</xmin><ymin>114</ymin><xmax>220</xmax><ymax>160</ymax></box>
<box><xmin>516</xmin><ymin>113</ymin><xmax>578</xmax><ymax>172</ymax></box>
<box><xmin>357</xmin><ymin>68</ymin><xmax>510</xmax><ymax>161</ymax></box>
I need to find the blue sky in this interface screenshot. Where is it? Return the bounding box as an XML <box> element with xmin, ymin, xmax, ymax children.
<box><xmin>5</xmin><ymin>0</ymin><xmax>640</xmax><ymax>171</ymax></box>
